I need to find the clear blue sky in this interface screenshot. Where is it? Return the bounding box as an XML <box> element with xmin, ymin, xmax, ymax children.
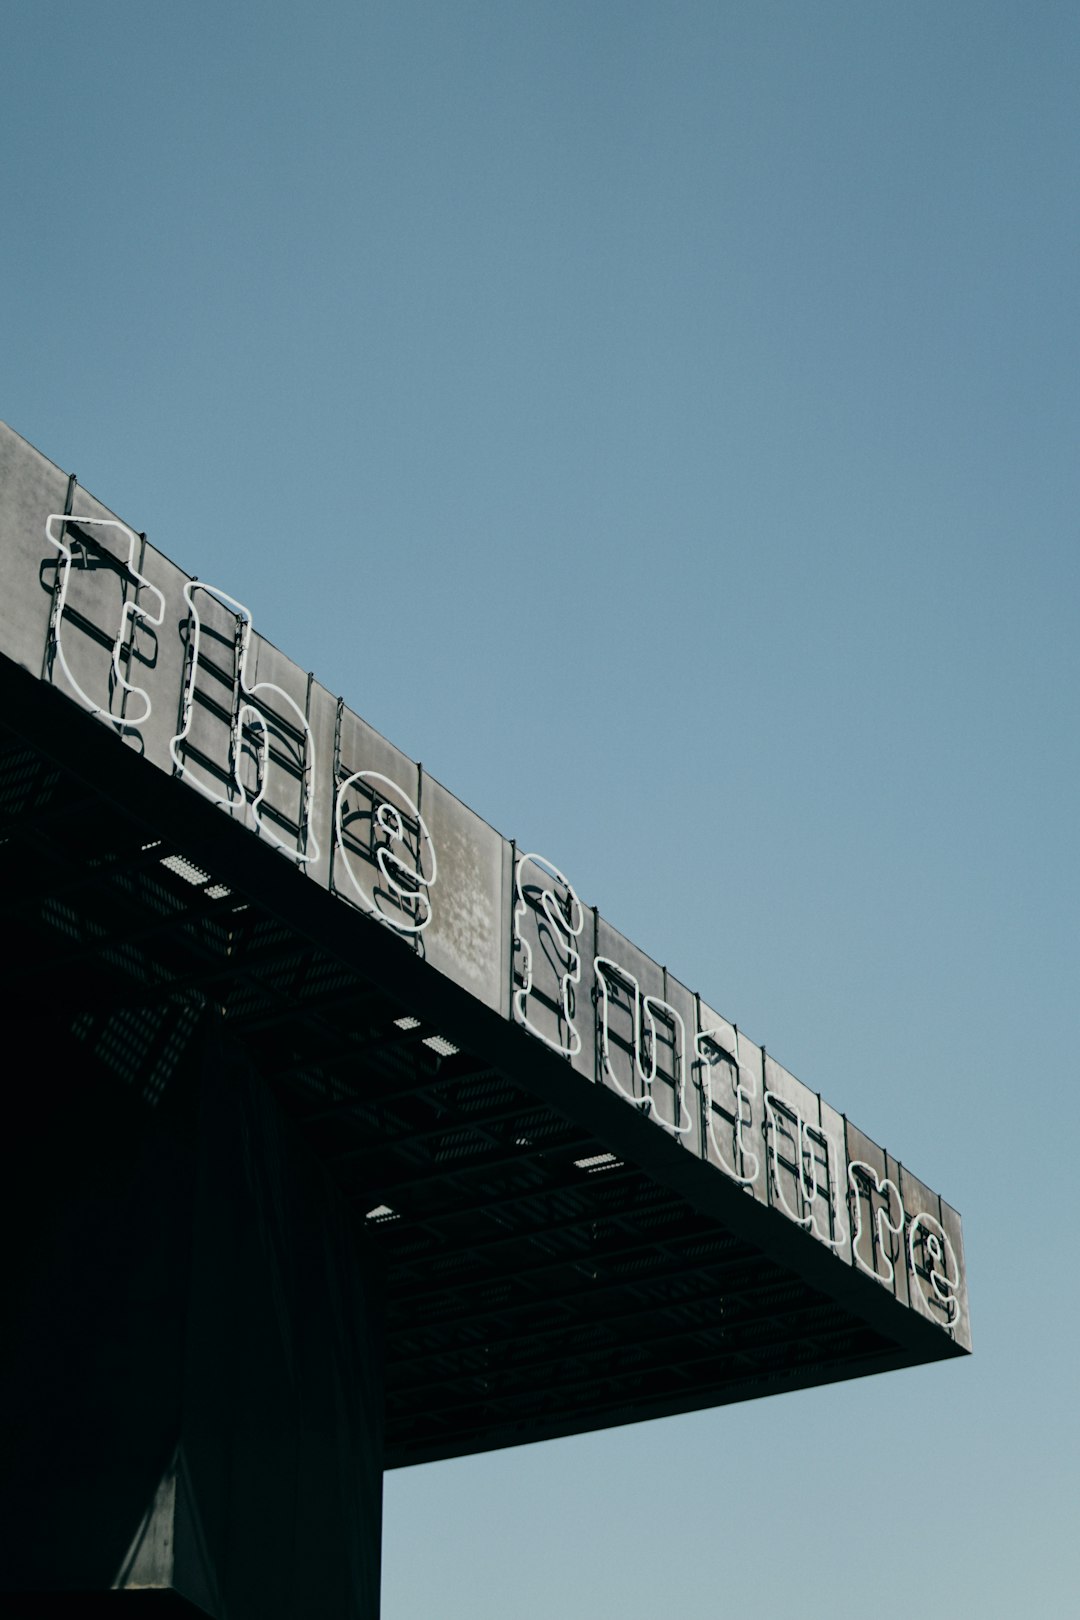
<box><xmin>4</xmin><ymin>4</ymin><xmax>1077</xmax><ymax>1615</ymax></box>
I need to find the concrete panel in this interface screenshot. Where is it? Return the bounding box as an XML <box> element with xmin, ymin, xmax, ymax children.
<box><xmin>510</xmin><ymin>847</ymin><xmax>590</xmax><ymax>1068</ymax></box>
<box><xmin>654</xmin><ymin>968</ymin><xmax>702</xmax><ymax>1154</ymax></box>
<box><xmin>331</xmin><ymin>706</ymin><xmax>425</xmax><ymax>944</ymax></box>
<box><xmin>574</xmin><ymin>901</ymin><xmax>599</xmax><ymax>1091</ymax></box>
<box><xmin>900</xmin><ymin>1166</ymin><xmax>963</xmax><ymax>1340</ymax></box>
<box><xmin>817</xmin><ymin>1097</ymin><xmax>852</xmax><ymax>1261</ymax></box>
<box><xmin>695</xmin><ymin>996</ymin><xmax>758</xmax><ymax>1197</ymax></box>
<box><xmin>845</xmin><ymin>1122</ymin><xmax>905</xmax><ymax>1302</ymax></box>
<box><xmin>303</xmin><ymin>679</ymin><xmax>342</xmax><ymax>895</ymax></box>
<box><xmin>763</xmin><ymin>1055</ymin><xmax>843</xmax><ymax>1252</ymax></box>
<box><xmin>135</xmin><ymin>543</ymin><xmax>200</xmax><ymax>779</ymax></box>
<box><xmin>884</xmin><ymin>1147</ymin><xmax>913</xmax><ymax>1310</ymax></box>
<box><xmin>592</xmin><ymin>916</ymin><xmax>690</xmax><ymax>1138</ymax></box>
<box><xmin>35</xmin><ymin>480</ymin><xmax>167</xmax><ymax>762</ymax></box>
<box><xmin>169</xmin><ymin>580</ymin><xmax>246</xmax><ymax>825</ymax></box>
<box><xmin>246</xmin><ymin>635</ymin><xmax>319</xmax><ymax>867</ymax></box>
<box><xmin>939</xmin><ymin>1199</ymin><xmax>972</xmax><ymax>1351</ymax></box>
<box><xmin>0</xmin><ymin>422</ymin><xmax>71</xmax><ymax>677</ymax></box>
<box><xmin>419</xmin><ymin>771</ymin><xmax>509</xmax><ymax>1017</ymax></box>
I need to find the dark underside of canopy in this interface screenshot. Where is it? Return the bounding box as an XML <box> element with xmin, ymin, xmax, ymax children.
<box><xmin>0</xmin><ymin>657</ymin><xmax>962</xmax><ymax>1470</ymax></box>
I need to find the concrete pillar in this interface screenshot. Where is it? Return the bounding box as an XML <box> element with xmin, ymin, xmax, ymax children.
<box><xmin>1</xmin><ymin>1011</ymin><xmax>384</xmax><ymax>1618</ymax></box>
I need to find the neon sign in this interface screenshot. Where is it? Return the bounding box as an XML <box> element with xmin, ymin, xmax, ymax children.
<box><xmin>44</xmin><ymin>514</ymin><xmax>165</xmax><ymax>729</ymax></box>
<box><xmin>335</xmin><ymin>770</ymin><xmax>437</xmax><ymax>934</ymax></box>
<box><xmin>698</xmin><ymin>1023</ymin><xmax>760</xmax><ymax>1187</ymax></box>
<box><xmin>907</xmin><ymin>1211</ymin><xmax>961</xmax><ymax>1329</ymax></box>
<box><xmin>38</xmin><ymin>512</ymin><xmax>964</xmax><ymax>1339</ymax></box>
<box><xmin>849</xmin><ymin>1161</ymin><xmax>905</xmax><ymax>1288</ymax></box>
<box><xmin>512</xmin><ymin>853</ymin><xmax>583</xmax><ymax>1057</ymax></box>
<box><xmin>170</xmin><ymin>581</ymin><xmax>319</xmax><ymax>865</ymax></box>
<box><xmin>594</xmin><ymin>955</ymin><xmax>692</xmax><ymax>1136</ymax></box>
<box><xmin>764</xmin><ymin>1090</ymin><xmax>846</xmax><ymax>1250</ymax></box>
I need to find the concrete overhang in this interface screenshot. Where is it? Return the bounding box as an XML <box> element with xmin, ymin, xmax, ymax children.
<box><xmin>0</xmin><ymin>422</ymin><xmax>969</xmax><ymax>1467</ymax></box>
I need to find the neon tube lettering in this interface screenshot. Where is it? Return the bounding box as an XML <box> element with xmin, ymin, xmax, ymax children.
<box><xmin>764</xmin><ymin>1092</ymin><xmax>845</xmax><ymax>1250</ymax></box>
<box><xmin>907</xmin><ymin>1212</ymin><xmax>961</xmax><ymax>1330</ymax></box>
<box><xmin>697</xmin><ymin>1023</ymin><xmax>760</xmax><ymax>1185</ymax></box>
<box><xmin>848</xmin><ymin>1161</ymin><xmax>905</xmax><ymax>1287</ymax></box>
<box><xmin>334</xmin><ymin>770</ymin><xmax>436</xmax><ymax>934</ymax></box>
<box><xmin>169</xmin><ymin>582</ymin><xmax>319</xmax><ymax>864</ymax></box>
<box><xmin>594</xmin><ymin>956</ymin><xmax>692</xmax><ymax>1136</ymax></box>
<box><xmin>512</xmin><ymin>853</ymin><xmax>583</xmax><ymax>1058</ymax></box>
<box><xmin>44</xmin><ymin>514</ymin><xmax>164</xmax><ymax>730</ymax></box>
